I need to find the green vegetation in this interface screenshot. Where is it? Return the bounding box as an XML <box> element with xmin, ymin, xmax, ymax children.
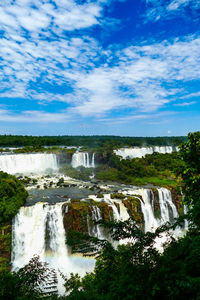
<box><xmin>179</xmin><ymin>131</ymin><xmax>200</xmax><ymax>227</ymax></box>
<box><xmin>0</xmin><ymin>224</ymin><xmax>12</xmax><ymax>271</ymax></box>
<box><xmin>59</xmin><ymin>150</ymin><xmax>183</xmax><ymax>187</ymax></box>
<box><xmin>110</xmin><ymin>193</ymin><xmax>126</xmax><ymax>199</ymax></box>
<box><xmin>94</xmin><ymin>151</ymin><xmax>184</xmax><ymax>187</ymax></box>
<box><xmin>0</xmin><ymin>134</ymin><xmax>186</xmax><ymax>148</ymax></box>
<box><xmin>0</xmin><ymin>172</ymin><xmax>28</xmax><ymax>225</ymax></box>
<box><xmin>60</xmin><ymin>164</ymin><xmax>93</xmax><ymax>181</ymax></box>
<box><xmin>12</xmin><ymin>145</ymin><xmax>77</xmax><ymax>154</ymax></box>
<box><xmin>0</xmin><ymin>171</ymin><xmax>28</xmax><ymax>272</ymax></box>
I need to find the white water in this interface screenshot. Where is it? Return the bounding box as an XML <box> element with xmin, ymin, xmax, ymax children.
<box><xmin>12</xmin><ymin>203</ymin><xmax>96</xmax><ymax>294</ymax></box>
<box><xmin>124</xmin><ymin>187</ymin><xmax>180</xmax><ymax>232</ymax></box>
<box><xmin>0</xmin><ymin>153</ymin><xmax>58</xmax><ymax>174</ymax></box>
<box><xmin>12</xmin><ymin>187</ymin><xmax>185</xmax><ymax>294</ymax></box>
<box><xmin>157</xmin><ymin>188</ymin><xmax>178</xmax><ymax>224</ymax></box>
<box><xmin>114</xmin><ymin>146</ymin><xmax>178</xmax><ymax>159</ymax></box>
<box><xmin>88</xmin><ymin>206</ymin><xmax>105</xmax><ymax>240</ymax></box>
<box><xmin>71</xmin><ymin>152</ymin><xmax>95</xmax><ymax>168</ymax></box>
<box><xmin>139</xmin><ymin>189</ymin><xmax>160</xmax><ymax>232</ymax></box>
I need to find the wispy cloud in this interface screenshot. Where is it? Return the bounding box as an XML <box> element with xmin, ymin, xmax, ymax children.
<box><xmin>0</xmin><ymin>109</ymin><xmax>72</xmax><ymax>123</ymax></box>
<box><xmin>181</xmin><ymin>91</ymin><xmax>200</xmax><ymax>99</ymax></box>
<box><xmin>99</xmin><ymin>111</ymin><xmax>177</xmax><ymax>124</ymax></box>
<box><xmin>68</xmin><ymin>35</ymin><xmax>200</xmax><ymax>116</ymax></box>
<box><xmin>144</xmin><ymin>0</ymin><xmax>200</xmax><ymax>22</ymax></box>
<box><xmin>174</xmin><ymin>101</ymin><xmax>196</xmax><ymax>106</ymax></box>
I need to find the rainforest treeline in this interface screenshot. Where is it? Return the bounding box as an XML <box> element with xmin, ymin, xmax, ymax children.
<box><xmin>0</xmin><ymin>135</ymin><xmax>187</xmax><ymax>148</ymax></box>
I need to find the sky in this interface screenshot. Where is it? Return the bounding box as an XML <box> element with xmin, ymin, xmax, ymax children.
<box><xmin>0</xmin><ymin>0</ymin><xmax>199</xmax><ymax>136</ymax></box>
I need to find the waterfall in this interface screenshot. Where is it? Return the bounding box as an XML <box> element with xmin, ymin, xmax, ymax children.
<box><xmin>124</xmin><ymin>187</ymin><xmax>181</xmax><ymax>232</ymax></box>
<box><xmin>88</xmin><ymin>206</ymin><xmax>105</xmax><ymax>240</ymax></box>
<box><xmin>11</xmin><ymin>187</ymin><xmax>185</xmax><ymax>294</ymax></box>
<box><xmin>12</xmin><ymin>203</ymin><xmax>96</xmax><ymax>294</ymax></box>
<box><xmin>114</xmin><ymin>146</ymin><xmax>178</xmax><ymax>159</ymax></box>
<box><xmin>0</xmin><ymin>153</ymin><xmax>58</xmax><ymax>174</ymax></box>
<box><xmin>71</xmin><ymin>152</ymin><xmax>95</xmax><ymax>168</ymax></box>
<box><xmin>138</xmin><ymin>189</ymin><xmax>160</xmax><ymax>232</ymax></box>
<box><xmin>91</xmin><ymin>153</ymin><xmax>95</xmax><ymax>168</ymax></box>
<box><xmin>157</xmin><ymin>188</ymin><xmax>178</xmax><ymax>224</ymax></box>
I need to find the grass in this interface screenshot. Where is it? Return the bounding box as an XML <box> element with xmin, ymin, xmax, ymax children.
<box><xmin>129</xmin><ymin>176</ymin><xmax>177</xmax><ymax>187</ymax></box>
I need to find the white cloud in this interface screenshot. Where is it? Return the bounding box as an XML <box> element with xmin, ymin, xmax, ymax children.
<box><xmin>174</xmin><ymin>101</ymin><xmax>196</xmax><ymax>106</ymax></box>
<box><xmin>0</xmin><ymin>109</ymin><xmax>71</xmax><ymax>123</ymax></box>
<box><xmin>2</xmin><ymin>0</ymin><xmax>103</xmax><ymax>33</ymax></box>
<box><xmin>181</xmin><ymin>91</ymin><xmax>200</xmax><ymax>99</ymax></box>
<box><xmin>68</xmin><ymin>35</ymin><xmax>200</xmax><ymax>116</ymax></box>
<box><xmin>98</xmin><ymin>111</ymin><xmax>177</xmax><ymax>124</ymax></box>
<box><xmin>145</xmin><ymin>0</ymin><xmax>200</xmax><ymax>22</ymax></box>
<box><xmin>167</xmin><ymin>0</ymin><xmax>192</xmax><ymax>11</ymax></box>
<box><xmin>1</xmin><ymin>33</ymin><xmax>200</xmax><ymax>119</ymax></box>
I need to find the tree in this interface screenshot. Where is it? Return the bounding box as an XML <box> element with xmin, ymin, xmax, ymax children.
<box><xmin>179</xmin><ymin>131</ymin><xmax>200</xmax><ymax>227</ymax></box>
<box><xmin>0</xmin><ymin>256</ymin><xmax>58</xmax><ymax>300</ymax></box>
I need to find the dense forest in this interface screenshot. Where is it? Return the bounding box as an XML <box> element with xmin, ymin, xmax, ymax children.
<box><xmin>0</xmin><ymin>132</ymin><xmax>200</xmax><ymax>299</ymax></box>
<box><xmin>0</xmin><ymin>135</ymin><xmax>187</xmax><ymax>148</ymax></box>
<box><xmin>60</xmin><ymin>151</ymin><xmax>184</xmax><ymax>187</ymax></box>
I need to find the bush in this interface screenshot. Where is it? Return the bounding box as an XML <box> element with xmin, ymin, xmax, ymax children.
<box><xmin>0</xmin><ymin>171</ymin><xmax>28</xmax><ymax>224</ymax></box>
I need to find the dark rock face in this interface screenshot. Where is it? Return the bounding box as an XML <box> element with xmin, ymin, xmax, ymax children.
<box><xmin>151</xmin><ymin>189</ymin><xmax>161</xmax><ymax>219</ymax></box>
<box><xmin>122</xmin><ymin>196</ymin><xmax>144</xmax><ymax>230</ymax></box>
<box><xmin>62</xmin><ymin>201</ymin><xmax>113</xmax><ymax>236</ymax></box>
<box><xmin>56</xmin><ymin>152</ymin><xmax>73</xmax><ymax>165</ymax></box>
<box><xmin>170</xmin><ymin>187</ymin><xmax>183</xmax><ymax>215</ymax></box>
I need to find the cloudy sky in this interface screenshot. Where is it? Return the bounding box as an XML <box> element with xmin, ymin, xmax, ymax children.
<box><xmin>0</xmin><ymin>0</ymin><xmax>199</xmax><ymax>136</ymax></box>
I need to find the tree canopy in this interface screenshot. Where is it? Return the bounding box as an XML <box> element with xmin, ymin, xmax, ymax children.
<box><xmin>0</xmin><ymin>171</ymin><xmax>28</xmax><ymax>225</ymax></box>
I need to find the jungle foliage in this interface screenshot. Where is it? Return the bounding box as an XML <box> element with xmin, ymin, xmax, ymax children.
<box><xmin>94</xmin><ymin>151</ymin><xmax>184</xmax><ymax>186</ymax></box>
<box><xmin>0</xmin><ymin>134</ymin><xmax>186</xmax><ymax>148</ymax></box>
<box><xmin>0</xmin><ymin>171</ymin><xmax>28</xmax><ymax>225</ymax></box>
<box><xmin>60</xmin><ymin>150</ymin><xmax>184</xmax><ymax>186</ymax></box>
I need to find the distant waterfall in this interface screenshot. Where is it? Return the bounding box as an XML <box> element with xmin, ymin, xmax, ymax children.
<box><xmin>0</xmin><ymin>153</ymin><xmax>58</xmax><ymax>174</ymax></box>
<box><xmin>71</xmin><ymin>152</ymin><xmax>95</xmax><ymax>168</ymax></box>
<box><xmin>114</xmin><ymin>146</ymin><xmax>178</xmax><ymax>159</ymax></box>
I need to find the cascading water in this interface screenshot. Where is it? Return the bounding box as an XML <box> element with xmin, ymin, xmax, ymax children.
<box><xmin>12</xmin><ymin>202</ymin><xmax>96</xmax><ymax>294</ymax></box>
<box><xmin>71</xmin><ymin>152</ymin><xmax>95</xmax><ymax>168</ymax></box>
<box><xmin>103</xmin><ymin>194</ymin><xmax>130</xmax><ymax>222</ymax></box>
<box><xmin>114</xmin><ymin>146</ymin><xmax>178</xmax><ymax>159</ymax></box>
<box><xmin>0</xmin><ymin>153</ymin><xmax>58</xmax><ymax>174</ymax></box>
<box><xmin>139</xmin><ymin>189</ymin><xmax>160</xmax><ymax>232</ymax></box>
<box><xmin>125</xmin><ymin>188</ymin><xmax>180</xmax><ymax>232</ymax></box>
<box><xmin>88</xmin><ymin>206</ymin><xmax>105</xmax><ymax>240</ymax></box>
<box><xmin>157</xmin><ymin>188</ymin><xmax>178</xmax><ymax>224</ymax></box>
<box><xmin>123</xmin><ymin>187</ymin><xmax>185</xmax><ymax>249</ymax></box>
<box><xmin>11</xmin><ymin>187</ymin><xmax>185</xmax><ymax>294</ymax></box>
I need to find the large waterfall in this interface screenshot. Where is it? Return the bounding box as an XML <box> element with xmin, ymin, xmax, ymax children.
<box><xmin>114</xmin><ymin>146</ymin><xmax>178</xmax><ymax>159</ymax></box>
<box><xmin>0</xmin><ymin>153</ymin><xmax>58</xmax><ymax>174</ymax></box>
<box><xmin>12</xmin><ymin>187</ymin><xmax>185</xmax><ymax>295</ymax></box>
<box><xmin>12</xmin><ymin>203</ymin><xmax>96</xmax><ymax>294</ymax></box>
<box><xmin>129</xmin><ymin>188</ymin><xmax>179</xmax><ymax>232</ymax></box>
<box><xmin>71</xmin><ymin>152</ymin><xmax>95</xmax><ymax>168</ymax></box>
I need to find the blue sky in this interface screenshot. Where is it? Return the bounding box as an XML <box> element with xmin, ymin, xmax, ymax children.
<box><xmin>0</xmin><ymin>0</ymin><xmax>199</xmax><ymax>136</ymax></box>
